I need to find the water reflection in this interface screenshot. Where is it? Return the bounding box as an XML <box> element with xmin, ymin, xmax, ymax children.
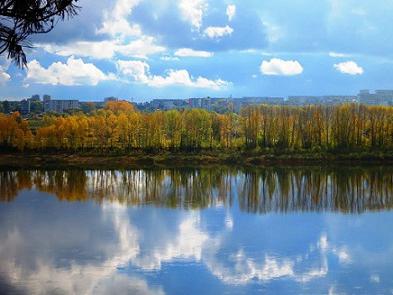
<box><xmin>0</xmin><ymin>195</ymin><xmax>164</xmax><ymax>295</ymax></box>
<box><xmin>1</xmin><ymin>167</ymin><xmax>393</xmax><ymax>294</ymax></box>
<box><xmin>1</xmin><ymin>167</ymin><xmax>393</xmax><ymax>213</ymax></box>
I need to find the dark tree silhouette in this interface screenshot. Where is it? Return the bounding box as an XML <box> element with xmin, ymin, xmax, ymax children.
<box><xmin>0</xmin><ymin>0</ymin><xmax>79</xmax><ymax>68</ymax></box>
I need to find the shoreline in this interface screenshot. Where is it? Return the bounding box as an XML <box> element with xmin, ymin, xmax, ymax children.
<box><xmin>1</xmin><ymin>152</ymin><xmax>393</xmax><ymax>169</ymax></box>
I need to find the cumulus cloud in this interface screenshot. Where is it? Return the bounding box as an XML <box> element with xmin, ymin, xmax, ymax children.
<box><xmin>260</xmin><ymin>58</ymin><xmax>303</xmax><ymax>76</ymax></box>
<box><xmin>0</xmin><ymin>56</ymin><xmax>11</xmax><ymax>85</ymax></box>
<box><xmin>41</xmin><ymin>41</ymin><xmax>116</xmax><ymax>59</ymax></box>
<box><xmin>204</xmin><ymin>26</ymin><xmax>234</xmax><ymax>39</ymax></box>
<box><xmin>37</xmin><ymin>0</ymin><xmax>168</xmax><ymax>61</ymax></box>
<box><xmin>98</xmin><ymin>0</ymin><xmax>142</xmax><ymax>38</ymax></box>
<box><xmin>174</xmin><ymin>48</ymin><xmax>213</xmax><ymax>58</ymax></box>
<box><xmin>40</xmin><ymin>37</ymin><xmax>165</xmax><ymax>60</ymax></box>
<box><xmin>117</xmin><ymin>60</ymin><xmax>229</xmax><ymax>90</ymax></box>
<box><xmin>226</xmin><ymin>4</ymin><xmax>236</xmax><ymax>21</ymax></box>
<box><xmin>130</xmin><ymin>1</ymin><xmax>267</xmax><ymax>52</ymax></box>
<box><xmin>334</xmin><ymin>61</ymin><xmax>364</xmax><ymax>75</ymax></box>
<box><xmin>115</xmin><ymin>37</ymin><xmax>166</xmax><ymax>58</ymax></box>
<box><xmin>25</xmin><ymin>57</ymin><xmax>116</xmax><ymax>86</ymax></box>
<box><xmin>0</xmin><ymin>70</ymin><xmax>10</xmax><ymax>85</ymax></box>
<box><xmin>179</xmin><ymin>0</ymin><xmax>207</xmax><ymax>30</ymax></box>
<box><xmin>117</xmin><ymin>60</ymin><xmax>149</xmax><ymax>82</ymax></box>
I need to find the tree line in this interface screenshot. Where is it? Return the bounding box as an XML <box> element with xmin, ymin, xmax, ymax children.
<box><xmin>1</xmin><ymin>102</ymin><xmax>393</xmax><ymax>152</ymax></box>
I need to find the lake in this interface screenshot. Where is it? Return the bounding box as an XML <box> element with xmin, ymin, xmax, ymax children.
<box><xmin>1</xmin><ymin>167</ymin><xmax>393</xmax><ymax>294</ymax></box>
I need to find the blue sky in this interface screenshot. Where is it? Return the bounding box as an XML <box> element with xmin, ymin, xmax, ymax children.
<box><xmin>1</xmin><ymin>0</ymin><xmax>393</xmax><ymax>101</ymax></box>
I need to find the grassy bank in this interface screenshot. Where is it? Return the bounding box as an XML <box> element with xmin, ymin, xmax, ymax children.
<box><xmin>1</xmin><ymin>150</ymin><xmax>393</xmax><ymax>169</ymax></box>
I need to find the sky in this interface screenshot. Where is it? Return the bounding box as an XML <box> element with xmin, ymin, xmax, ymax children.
<box><xmin>1</xmin><ymin>0</ymin><xmax>393</xmax><ymax>101</ymax></box>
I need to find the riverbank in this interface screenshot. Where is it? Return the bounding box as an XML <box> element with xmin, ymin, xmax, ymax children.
<box><xmin>1</xmin><ymin>151</ymin><xmax>393</xmax><ymax>169</ymax></box>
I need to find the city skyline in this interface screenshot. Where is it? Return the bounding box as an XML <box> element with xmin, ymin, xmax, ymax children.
<box><xmin>0</xmin><ymin>88</ymin><xmax>390</xmax><ymax>103</ymax></box>
<box><xmin>1</xmin><ymin>0</ymin><xmax>393</xmax><ymax>100</ymax></box>
<box><xmin>2</xmin><ymin>89</ymin><xmax>392</xmax><ymax>116</ymax></box>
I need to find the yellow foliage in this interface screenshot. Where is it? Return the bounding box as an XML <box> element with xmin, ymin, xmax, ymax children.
<box><xmin>104</xmin><ymin>101</ymin><xmax>136</xmax><ymax>113</ymax></box>
<box><xmin>1</xmin><ymin>104</ymin><xmax>393</xmax><ymax>152</ymax></box>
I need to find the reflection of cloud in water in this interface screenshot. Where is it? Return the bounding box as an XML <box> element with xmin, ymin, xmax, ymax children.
<box><xmin>131</xmin><ymin>211</ymin><xmax>208</xmax><ymax>270</ymax></box>
<box><xmin>103</xmin><ymin>204</ymin><xmax>351</xmax><ymax>286</ymax></box>
<box><xmin>332</xmin><ymin>248</ymin><xmax>351</xmax><ymax>264</ymax></box>
<box><xmin>205</xmin><ymin>250</ymin><xmax>295</xmax><ymax>284</ymax></box>
<box><xmin>201</xmin><ymin>232</ymin><xmax>351</xmax><ymax>285</ymax></box>
<box><xmin>328</xmin><ymin>286</ymin><xmax>343</xmax><ymax>295</ymax></box>
<box><xmin>102</xmin><ymin>201</ymin><xmax>140</xmax><ymax>266</ymax></box>
<box><xmin>0</xmin><ymin>199</ymin><xmax>356</xmax><ymax>293</ymax></box>
<box><xmin>203</xmin><ymin>236</ymin><xmax>328</xmax><ymax>285</ymax></box>
<box><xmin>225</xmin><ymin>213</ymin><xmax>234</xmax><ymax>230</ymax></box>
<box><xmin>0</xmin><ymin>200</ymin><xmax>209</xmax><ymax>294</ymax></box>
<box><xmin>1</xmin><ymin>258</ymin><xmax>163</xmax><ymax>295</ymax></box>
<box><xmin>0</xmin><ymin>201</ymin><xmax>163</xmax><ymax>295</ymax></box>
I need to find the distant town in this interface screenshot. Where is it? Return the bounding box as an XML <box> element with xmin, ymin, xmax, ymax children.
<box><xmin>1</xmin><ymin>89</ymin><xmax>393</xmax><ymax>116</ymax></box>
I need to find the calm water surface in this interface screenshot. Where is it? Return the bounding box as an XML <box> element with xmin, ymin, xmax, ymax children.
<box><xmin>1</xmin><ymin>167</ymin><xmax>393</xmax><ymax>294</ymax></box>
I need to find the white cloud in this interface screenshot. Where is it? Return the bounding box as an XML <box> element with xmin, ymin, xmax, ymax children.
<box><xmin>260</xmin><ymin>58</ymin><xmax>303</xmax><ymax>76</ymax></box>
<box><xmin>334</xmin><ymin>61</ymin><xmax>364</xmax><ymax>75</ymax></box>
<box><xmin>0</xmin><ymin>68</ymin><xmax>10</xmax><ymax>85</ymax></box>
<box><xmin>25</xmin><ymin>57</ymin><xmax>116</xmax><ymax>86</ymax></box>
<box><xmin>179</xmin><ymin>0</ymin><xmax>207</xmax><ymax>30</ymax></box>
<box><xmin>161</xmin><ymin>56</ymin><xmax>180</xmax><ymax>61</ymax></box>
<box><xmin>117</xmin><ymin>60</ymin><xmax>149</xmax><ymax>82</ymax></box>
<box><xmin>0</xmin><ymin>56</ymin><xmax>11</xmax><ymax>85</ymax></box>
<box><xmin>39</xmin><ymin>0</ymin><xmax>167</xmax><ymax>61</ymax></box>
<box><xmin>174</xmin><ymin>48</ymin><xmax>213</xmax><ymax>58</ymax></box>
<box><xmin>329</xmin><ymin>51</ymin><xmax>350</xmax><ymax>58</ymax></box>
<box><xmin>98</xmin><ymin>0</ymin><xmax>141</xmax><ymax>38</ymax></box>
<box><xmin>117</xmin><ymin>60</ymin><xmax>230</xmax><ymax>90</ymax></box>
<box><xmin>40</xmin><ymin>0</ymin><xmax>167</xmax><ymax>61</ymax></box>
<box><xmin>116</xmin><ymin>37</ymin><xmax>166</xmax><ymax>58</ymax></box>
<box><xmin>226</xmin><ymin>4</ymin><xmax>236</xmax><ymax>21</ymax></box>
<box><xmin>204</xmin><ymin>26</ymin><xmax>234</xmax><ymax>39</ymax></box>
<box><xmin>40</xmin><ymin>37</ymin><xmax>165</xmax><ymax>60</ymax></box>
<box><xmin>41</xmin><ymin>41</ymin><xmax>116</xmax><ymax>59</ymax></box>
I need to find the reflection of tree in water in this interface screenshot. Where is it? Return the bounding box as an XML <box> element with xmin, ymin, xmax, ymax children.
<box><xmin>33</xmin><ymin>170</ymin><xmax>89</xmax><ymax>202</ymax></box>
<box><xmin>1</xmin><ymin>167</ymin><xmax>393</xmax><ymax>213</ymax></box>
<box><xmin>237</xmin><ymin>167</ymin><xmax>393</xmax><ymax>213</ymax></box>
<box><xmin>0</xmin><ymin>170</ymin><xmax>33</xmax><ymax>202</ymax></box>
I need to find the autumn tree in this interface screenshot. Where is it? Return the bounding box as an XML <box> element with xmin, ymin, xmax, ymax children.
<box><xmin>105</xmin><ymin>101</ymin><xmax>136</xmax><ymax>114</ymax></box>
<box><xmin>1</xmin><ymin>103</ymin><xmax>393</xmax><ymax>153</ymax></box>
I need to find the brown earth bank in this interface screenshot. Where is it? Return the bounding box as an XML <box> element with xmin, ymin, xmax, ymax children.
<box><xmin>1</xmin><ymin>151</ymin><xmax>393</xmax><ymax>169</ymax></box>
